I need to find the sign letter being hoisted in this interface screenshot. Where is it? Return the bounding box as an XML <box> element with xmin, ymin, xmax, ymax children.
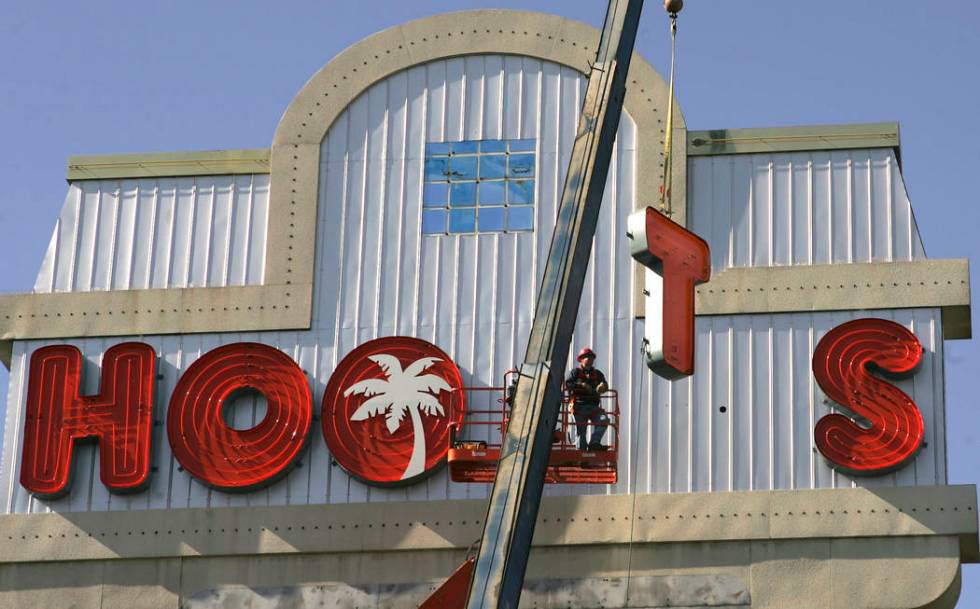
<box><xmin>628</xmin><ymin>0</ymin><xmax>709</xmax><ymax>381</ymax></box>
<box><xmin>628</xmin><ymin>207</ymin><xmax>709</xmax><ymax>379</ymax></box>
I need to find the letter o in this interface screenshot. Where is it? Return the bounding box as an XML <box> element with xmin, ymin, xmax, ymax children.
<box><xmin>167</xmin><ymin>342</ymin><xmax>312</xmax><ymax>490</ymax></box>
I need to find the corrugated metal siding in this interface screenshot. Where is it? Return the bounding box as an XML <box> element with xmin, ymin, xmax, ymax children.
<box><xmin>32</xmin><ymin>174</ymin><xmax>268</xmax><ymax>293</ymax></box>
<box><xmin>688</xmin><ymin>150</ymin><xmax>927</xmax><ymax>273</ymax></box>
<box><xmin>0</xmin><ymin>55</ymin><xmax>947</xmax><ymax>514</ymax></box>
<box><xmin>0</xmin><ymin>308</ymin><xmax>947</xmax><ymax>514</ymax></box>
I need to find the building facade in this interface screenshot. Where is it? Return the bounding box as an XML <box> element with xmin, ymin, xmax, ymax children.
<box><xmin>0</xmin><ymin>10</ymin><xmax>975</xmax><ymax>609</ymax></box>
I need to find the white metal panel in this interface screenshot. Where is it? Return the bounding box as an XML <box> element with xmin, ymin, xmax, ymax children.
<box><xmin>1</xmin><ymin>55</ymin><xmax>949</xmax><ymax>514</ymax></box>
<box><xmin>689</xmin><ymin>150</ymin><xmax>927</xmax><ymax>272</ymax></box>
<box><xmin>32</xmin><ymin>175</ymin><xmax>269</xmax><ymax>293</ymax></box>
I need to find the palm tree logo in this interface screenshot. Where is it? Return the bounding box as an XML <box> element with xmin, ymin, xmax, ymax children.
<box><xmin>343</xmin><ymin>354</ymin><xmax>452</xmax><ymax>480</ymax></box>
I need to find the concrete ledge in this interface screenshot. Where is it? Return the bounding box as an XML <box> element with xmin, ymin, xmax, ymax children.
<box><xmin>0</xmin><ymin>485</ymin><xmax>973</xmax><ymax>565</ymax></box>
<box><xmin>688</xmin><ymin>122</ymin><xmax>901</xmax><ymax>160</ymax></box>
<box><xmin>0</xmin><ymin>283</ymin><xmax>313</xmax><ymax>342</ymax></box>
<box><xmin>66</xmin><ymin>149</ymin><xmax>270</xmax><ymax>181</ymax></box>
<box><xmin>694</xmin><ymin>259</ymin><xmax>972</xmax><ymax>339</ymax></box>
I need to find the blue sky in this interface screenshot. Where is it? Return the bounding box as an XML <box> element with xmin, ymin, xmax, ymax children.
<box><xmin>1</xmin><ymin>0</ymin><xmax>978</xmax><ymax>603</ymax></box>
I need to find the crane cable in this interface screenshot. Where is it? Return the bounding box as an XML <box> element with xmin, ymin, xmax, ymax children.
<box><xmin>628</xmin><ymin>5</ymin><xmax>681</xmax><ymax>604</ymax></box>
<box><xmin>659</xmin><ymin>10</ymin><xmax>679</xmax><ymax>216</ymax></box>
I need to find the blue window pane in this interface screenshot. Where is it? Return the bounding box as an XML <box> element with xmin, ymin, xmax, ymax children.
<box><xmin>423</xmin><ymin>183</ymin><xmax>449</xmax><ymax>208</ymax></box>
<box><xmin>507</xmin><ymin>206</ymin><xmax>534</xmax><ymax>231</ymax></box>
<box><xmin>480</xmin><ymin>140</ymin><xmax>506</xmax><ymax>153</ymax></box>
<box><xmin>508</xmin><ymin>180</ymin><xmax>534</xmax><ymax>204</ymax></box>
<box><xmin>508</xmin><ymin>154</ymin><xmax>535</xmax><ymax>178</ymax></box>
<box><xmin>449</xmin><ymin>208</ymin><xmax>476</xmax><ymax>233</ymax></box>
<box><xmin>422</xmin><ymin>210</ymin><xmax>447</xmax><ymax>234</ymax></box>
<box><xmin>424</xmin><ymin>157</ymin><xmax>449</xmax><ymax>181</ymax></box>
<box><xmin>478</xmin><ymin>207</ymin><xmax>505</xmax><ymax>232</ymax></box>
<box><xmin>479</xmin><ymin>181</ymin><xmax>505</xmax><ymax>205</ymax></box>
<box><xmin>425</xmin><ymin>142</ymin><xmax>451</xmax><ymax>156</ymax></box>
<box><xmin>480</xmin><ymin>154</ymin><xmax>506</xmax><ymax>179</ymax></box>
<box><xmin>451</xmin><ymin>140</ymin><xmax>479</xmax><ymax>154</ymax></box>
<box><xmin>450</xmin><ymin>156</ymin><xmax>478</xmax><ymax>180</ymax></box>
<box><xmin>510</xmin><ymin>138</ymin><xmax>535</xmax><ymax>152</ymax></box>
<box><xmin>450</xmin><ymin>182</ymin><xmax>477</xmax><ymax>206</ymax></box>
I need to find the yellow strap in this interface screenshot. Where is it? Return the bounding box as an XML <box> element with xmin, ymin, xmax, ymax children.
<box><xmin>659</xmin><ymin>14</ymin><xmax>678</xmax><ymax>216</ymax></box>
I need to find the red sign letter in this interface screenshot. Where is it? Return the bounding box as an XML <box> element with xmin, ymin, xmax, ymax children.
<box><xmin>20</xmin><ymin>342</ymin><xmax>156</xmax><ymax>498</ymax></box>
<box><xmin>812</xmin><ymin>318</ymin><xmax>924</xmax><ymax>475</ymax></box>
<box><xmin>167</xmin><ymin>342</ymin><xmax>312</xmax><ymax>490</ymax></box>
<box><xmin>322</xmin><ymin>337</ymin><xmax>465</xmax><ymax>486</ymax></box>
<box><xmin>629</xmin><ymin>207</ymin><xmax>710</xmax><ymax>379</ymax></box>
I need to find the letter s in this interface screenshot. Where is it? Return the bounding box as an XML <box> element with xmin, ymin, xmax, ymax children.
<box><xmin>812</xmin><ymin>318</ymin><xmax>924</xmax><ymax>475</ymax></box>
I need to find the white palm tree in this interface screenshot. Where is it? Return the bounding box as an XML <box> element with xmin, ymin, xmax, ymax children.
<box><xmin>343</xmin><ymin>355</ymin><xmax>452</xmax><ymax>480</ymax></box>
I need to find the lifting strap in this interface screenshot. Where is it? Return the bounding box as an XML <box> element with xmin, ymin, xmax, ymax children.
<box><xmin>659</xmin><ymin>11</ymin><xmax>679</xmax><ymax>216</ymax></box>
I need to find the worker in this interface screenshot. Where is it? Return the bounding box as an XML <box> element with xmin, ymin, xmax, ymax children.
<box><xmin>566</xmin><ymin>347</ymin><xmax>609</xmax><ymax>450</ymax></box>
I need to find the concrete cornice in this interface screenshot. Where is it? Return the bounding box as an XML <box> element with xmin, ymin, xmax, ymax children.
<box><xmin>0</xmin><ymin>485</ymin><xmax>973</xmax><ymax>609</ymax></box>
<box><xmin>66</xmin><ymin>149</ymin><xmax>270</xmax><ymax>181</ymax></box>
<box><xmin>0</xmin><ymin>259</ymin><xmax>969</xmax><ymax>369</ymax></box>
<box><xmin>0</xmin><ymin>484</ymin><xmax>973</xmax><ymax>564</ymax></box>
<box><xmin>694</xmin><ymin>259</ymin><xmax>972</xmax><ymax>339</ymax></box>
<box><xmin>687</xmin><ymin>122</ymin><xmax>901</xmax><ymax>162</ymax></box>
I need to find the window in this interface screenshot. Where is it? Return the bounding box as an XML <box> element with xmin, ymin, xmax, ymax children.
<box><xmin>422</xmin><ymin>138</ymin><xmax>536</xmax><ymax>235</ymax></box>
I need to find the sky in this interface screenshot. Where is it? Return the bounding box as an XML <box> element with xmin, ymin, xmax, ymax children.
<box><xmin>1</xmin><ymin>0</ymin><xmax>978</xmax><ymax>603</ymax></box>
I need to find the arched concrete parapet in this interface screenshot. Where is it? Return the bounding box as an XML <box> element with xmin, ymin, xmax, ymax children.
<box><xmin>264</xmin><ymin>9</ymin><xmax>685</xmax><ymax>292</ymax></box>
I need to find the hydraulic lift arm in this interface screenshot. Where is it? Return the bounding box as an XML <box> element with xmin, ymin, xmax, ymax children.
<box><xmin>458</xmin><ymin>1</ymin><xmax>646</xmax><ymax>607</ymax></box>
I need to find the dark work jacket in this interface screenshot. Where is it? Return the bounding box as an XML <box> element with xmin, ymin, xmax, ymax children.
<box><xmin>566</xmin><ymin>366</ymin><xmax>607</xmax><ymax>407</ymax></box>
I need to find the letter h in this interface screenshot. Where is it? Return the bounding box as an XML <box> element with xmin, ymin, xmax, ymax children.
<box><xmin>20</xmin><ymin>343</ymin><xmax>156</xmax><ymax>498</ymax></box>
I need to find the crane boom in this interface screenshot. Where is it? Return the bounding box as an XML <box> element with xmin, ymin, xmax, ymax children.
<box><xmin>463</xmin><ymin>1</ymin><xmax>646</xmax><ymax>606</ymax></box>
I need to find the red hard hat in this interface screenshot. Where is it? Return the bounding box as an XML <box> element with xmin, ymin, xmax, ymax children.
<box><xmin>577</xmin><ymin>347</ymin><xmax>596</xmax><ymax>361</ymax></box>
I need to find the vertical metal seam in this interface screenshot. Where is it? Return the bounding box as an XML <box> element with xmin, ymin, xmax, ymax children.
<box><xmin>845</xmin><ymin>156</ymin><xmax>854</xmax><ymax>263</ymax></box>
<box><xmin>933</xmin><ymin>312</ymin><xmax>947</xmax><ymax>483</ymax></box>
<box><xmin>706</xmin><ymin>322</ymin><xmax>713</xmax><ymax>491</ymax></box>
<box><xmin>255</xmin><ymin>177</ymin><xmax>269</xmax><ymax>284</ymax></box>
<box><xmin>242</xmin><ymin>176</ymin><xmax>256</xmax><ymax>287</ymax></box>
<box><xmin>747</xmin><ymin>323</ymin><xmax>754</xmax><ymax>490</ymax></box>
<box><xmin>767</xmin><ymin>158</ymin><xmax>774</xmax><ymax>266</ymax></box>
<box><xmin>666</xmin><ymin>370</ymin><xmax>672</xmax><ymax>492</ymax></box>
<box><xmin>372</xmin><ymin>85</ymin><xmax>391</xmax><ymax>340</ymax></box>
<box><xmin>865</xmin><ymin>155</ymin><xmax>873</xmax><ymax>261</ymax></box>
<box><xmin>3</xmin><ymin>345</ymin><xmax>26</xmax><ymax>513</ymax></box>
<box><xmin>884</xmin><ymin>153</ymin><xmax>895</xmax><ymax>260</ymax></box>
<box><xmin>727</xmin><ymin>323</ymin><xmax>734</xmax><ymax>491</ymax></box>
<box><xmin>786</xmin><ymin>157</ymin><xmax>793</xmax><ymax>265</ymax></box>
<box><xmin>65</xmin><ymin>185</ymin><xmax>85</xmax><ymax>291</ymax></box>
<box><xmin>125</xmin><ymin>182</ymin><xmax>140</xmax><ymax>289</ymax></box>
<box><xmin>809</xmin><ymin>322</ymin><xmax>816</xmax><ymax>488</ymax></box>
<box><xmin>335</xmin><ymin>133</ymin><xmax>352</xmax><ymax>342</ymax></box>
<box><xmin>687</xmin><ymin>366</ymin><xmax>693</xmax><ymax>492</ymax></box>
<box><xmin>806</xmin><ymin>157</ymin><xmax>813</xmax><ymax>265</ymax></box>
<box><xmin>392</xmin><ymin>78</ymin><xmax>409</xmax><ymax>335</ymax></box>
<box><xmin>787</xmin><ymin>321</ymin><xmax>795</xmax><ymax>489</ymax></box>
<box><xmin>726</xmin><ymin>157</ymin><xmax>733</xmax><ymax>269</ymax></box>
<box><xmin>143</xmin><ymin>184</ymin><xmax>160</xmax><ymax>290</ymax></box>
<box><xmin>412</xmin><ymin>71</ymin><xmax>428</xmax><ymax>339</ymax></box>
<box><xmin>220</xmin><ymin>180</ymin><xmax>234</xmax><ymax>286</ymax></box>
<box><xmin>76</xmin><ymin>184</ymin><xmax>99</xmax><ymax>291</ymax></box>
<box><xmin>183</xmin><ymin>181</ymin><xmax>197</xmax><ymax>288</ymax></box>
<box><xmin>747</xmin><ymin>157</ymin><xmax>754</xmax><ymax>269</ymax></box>
<box><xmin>47</xmin><ymin>216</ymin><xmax>62</xmax><ymax>293</ymax></box>
<box><xmin>352</xmin><ymin>109</ymin><xmax>369</xmax><ymax>343</ymax></box>
<box><xmin>202</xmin><ymin>180</ymin><xmax>217</xmax><ymax>287</ymax></box>
<box><xmin>767</xmin><ymin>324</ymin><xmax>774</xmax><ymax>488</ymax></box>
<box><xmin>104</xmin><ymin>184</ymin><xmax>121</xmax><ymax>291</ymax></box>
